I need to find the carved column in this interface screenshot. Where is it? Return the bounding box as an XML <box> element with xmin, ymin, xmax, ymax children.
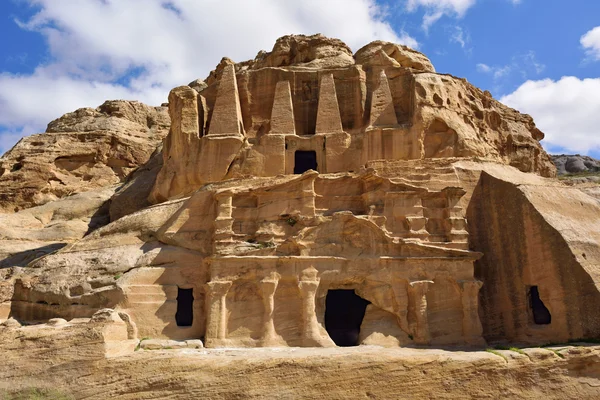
<box><xmin>459</xmin><ymin>280</ymin><xmax>485</xmax><ymax>346</ymax></box>
<box><xmin>298</xmin><ymin>280</ymin><xmax>321</xmax><ymax>346</ymax></box>
<box><xmin>259</xmin><ymin>279</ymin><xmax>282</xmax><ymax>346</ymax></box>
<box><xmin>391</xmin><ymin>280</ymin><xmax>410</xmax><ymax>335</ymax></box>
<box><xmin>214</xmin><ymin>193</ymin><xmax>234</xmax><ymax>252</ymax></box>
<box><xmin>205</xmin><ymin>281</ymin><xmax>232</xmax><ymax>347</ymax></box>
<box><xmin>409</xmin><ymin>280</ymin><xmax>433</xmax><ymax>345</ymax></box>
<box><xmin>298</xmin><ymin>270</ymin><xmax>335</xmax><ymax>347</ymax></box>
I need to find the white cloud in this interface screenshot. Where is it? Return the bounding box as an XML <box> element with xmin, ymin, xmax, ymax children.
<box><xmin>0</xmin><ymin>0</ymin><xmax>417</xmax><ymax>155</ymax></box>
<box><xmin>406</xmin><ymin>0</ymin><xmax>477</xmax><ymax>29</ymax></box>
<box><xmin>581</xmin><ymin>26</ymin><xmax>600</xmax><ymax>61</ymax></box>
<box><xmin>450</xmin><ymin>26</ymin><xmax>470</xmax><ymax>49</ymax></box>
<box><xmin>501</xmin><ymin>77</ymin><xmax>600</xmax><ymax>154</ymax></box>
<box><xmin>406</xmin><ymin>0</ymin><xmax>522</xmax><ymax>30</ymax></box>
<box><xmin>476</xmin><ymin>51</ymin><xmax>545</xmax><ymax>88</ymax></box>
<box><xmin>476</xmin><ymin>63</ymin><xmax>491</xmax><ymax>73</ymax></box>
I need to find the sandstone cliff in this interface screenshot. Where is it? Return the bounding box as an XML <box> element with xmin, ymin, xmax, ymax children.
<box><xmin>0</xmin><ymin>34</ymin><xmax>599</xmax><ymax>399</ymax></box>
<box><xmin>0</xmin><ymin>100</ymin><xmax>169</xmax><ymax>212</ymax></box>
<box><xmin>151</xmin><ymin>34</ymin><xmax>554</xmax><ymax>202</ymax></box>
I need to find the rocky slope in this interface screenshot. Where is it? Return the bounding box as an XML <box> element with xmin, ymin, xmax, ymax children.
<box><xmin>0</xmin><ymin>100</ymin><xmax>169</xmax><ymax>212</ymax></box>
<box><xmin>1</xmin><ymin>328</ymin><xmax>599</xmax><ymax>400</ymax></box>
<box><xmin>552</xmin><ymin>155</ymin><xmax>600</xmax><ymax>203</ymax></box>
<box><xmin>553</xmin><ymin>154</ymin><xmax>600</xmax><ymax>175</ymax></box>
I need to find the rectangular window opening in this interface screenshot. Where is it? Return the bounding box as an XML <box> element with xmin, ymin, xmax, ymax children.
<box><xmin>176</xmin><ymin>287</ymin><xmax>194</xmax><ymax>327</ymax></box>
<box><xmin>294</xmin><ymin>150</ymin><xmax>318</xmax><ymax>174</ymax></box>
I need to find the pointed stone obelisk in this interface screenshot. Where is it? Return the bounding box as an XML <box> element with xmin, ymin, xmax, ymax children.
<box><xmin>207</xmin><ymin>64</ymin><xmax>244</xmax><ymax>136</ymax></box>
<box><xmin>270</xmin><ymin>80</ymin><xmax>296</xmax><ymax>135</ymax></box>
<box><xmin>315</xmin><ymin>74</ymin><xmax>344</xmax><ymax>134</ymax></box>
<box><xmin>369</xmin><ymin>70</ymin><xmax>398</xmax><ymax>127</ymax></box>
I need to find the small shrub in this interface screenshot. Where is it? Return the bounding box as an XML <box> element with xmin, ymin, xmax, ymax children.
<box><xmin>486</xmin><ymin>348</ymin><xmax>507</xmax><ymax>361</ymax></box>
<box><xmin>6</xmin><ymin>388</ymin><xmax>73</xmax><ymax>400</ymax></box>
<box><xmin>548</xmin><ymin>348</ymin><xmax>565</xmax><ymax>359</ymax></box>
<box><xmin>286</xmin><ymin>217</ymin><xmax>297</xmax><ymax>226</ymax></box>
<box><xmin>509</xmin><ymin>347</ymin><xmax>526</xmax><ymax>355</ymax></box>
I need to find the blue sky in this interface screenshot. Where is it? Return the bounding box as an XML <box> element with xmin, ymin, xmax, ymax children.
<box><xmin>0</xmin><ymin>0</ymin><xmax>599</xmax><ymax>157</ymax></box>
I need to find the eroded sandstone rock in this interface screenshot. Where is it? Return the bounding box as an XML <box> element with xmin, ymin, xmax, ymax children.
<box><xmin>0</xmin><ymin>35</ymin><xmax>598</xmax><ymax>374</ymax></box>
<box><xmin>0</xmin><ymin>100</ymin><xmax>169</xmax><ymax>212</ymax></box>
<box><xmin>151</xmin><ymin>34</ymin><xmax>554</xmax><ymax>202</ymax></box>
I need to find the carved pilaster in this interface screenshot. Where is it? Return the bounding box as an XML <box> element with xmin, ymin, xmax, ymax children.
<box><xmin>205</xmin><ymin>281</ymin><xmax>232</xmax><ymax>347</ymax></box>
<box><xmin>459</xmin><ymin>280</ymin><xmax>485</xmax><ymax>346</ymax></box>
<box><xmin>409</xmin><ymin>280</ymin><xmax>433</xmax><ymax>345</ymax></box>
<box><xmin>259</xmin><ymin>279</ymin><xmax>284</xmax><ymax>346</ymax></box>
<box><xmin>214</xmin><ymin>193</ymin><xmax>234</xmax><ymax>244</ymax></box>
<box><xmin>391</xmin><ymin>280</ymin><xmax>410</xmax><ymax>335</ymax></box>
<box><xmin>298</xmin><ymin>269</ymin><xmax>335</xmax><ymax>347</ymax></box>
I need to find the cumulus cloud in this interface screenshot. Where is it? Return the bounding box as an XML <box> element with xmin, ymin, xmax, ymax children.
<box><xmin>581</xmin><ymin>26</ymin><xmax>600</xmax><ymax>61</ymax></box>
<box><xmin>0</xmin><ymin>0</ymin><xmax>417</xmax><ymax>154</ymax></box>
<box><xmin>501</xmin><ymin>77</ymin><xmax>600</xmax><ymax>154</ymax></box>
<box><xmin>406</xmin><ymin>0</ymin><xmax>521</xmax><ymax>30</ymax></box>
<box><xmin>406</xmin><ymin>0</ymin><xmax>477</xmax><ymax>29</ymax></box>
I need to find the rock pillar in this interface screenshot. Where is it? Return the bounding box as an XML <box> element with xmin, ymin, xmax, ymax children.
<box><xmin>409</xmin><ymin>280</ymin><xmax>433</xmax><ymax>345</ymax></box>
<box><xmin>459</xmin><ymin>280</ymin><xmax>485</xmax><ymax>346</ymax></box>
<box><xmin>259</xmin><ymin>278</ymin><xmax>284</xmax><ymax>346</ymax></box>
<box><xmin>298</xmin><ymin>269</ymin><xmax>335</xmax><ymax>347</ymax></box>
<box><xmin>214</xmin><ymin>192</ymin><xmax>234</xmax><ymax>250</ymax></box>
<box><xmin>205</xmin><ymin>281</ymin><xmax>232</xmax><ymax>347</ymax></box>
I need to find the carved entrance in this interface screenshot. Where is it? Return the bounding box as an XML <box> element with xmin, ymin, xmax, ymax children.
<box><xmin>176</xmin><ymin>287</ymin><xmax>194</xmax><ymax>327</ymax></box>
<box><xmin>324</xmin><ymin>289</ymin><xmax>370</xmax><ymax>346</ymax></box>
<box><xmin>529</xmin><ymin>286</ymin><xmax>551</xmax><ymax>325</ymax></box>
<box><xmin>294</xmin><ymin>150</ymin><xmax>318</xmax><ymax>174</ymax></box>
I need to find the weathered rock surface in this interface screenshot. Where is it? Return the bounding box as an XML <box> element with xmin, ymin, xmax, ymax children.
<box><xmin>152</xmin><ymin>34</ymin><xmax>554</xmax><ymax>201</ymax></box>
<box><xmin>1</xmin><ymin>329</ymin><xmax>599</xmax><ymax>400</ymax></box>
<box><xmin>551</xmin><ymin>155</ymin><xmax>600</xmax><ymax>203</ymax></box>
<box><xmin>553</xmin><ymin>154</ymin><xmax>600</xmax><ymax>175</ymax></box>
<box><xmin>0</xmin><ymin>34</ymin><xmax>599</xmax><ymax>398</ymax></box>
<box><xmin>0</xmin><ymin>100</ymin><xmax>169</xmax><ymax>212</ymax></box>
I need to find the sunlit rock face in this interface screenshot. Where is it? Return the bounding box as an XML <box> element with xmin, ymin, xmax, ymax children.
<box><xmin>2</xmin><ymin>34</ymin><xmax>600</xmax><ymax>363</ymax></box>
<box><xmin>151</xmin><ymin>33</ymin><xmax>554</xmax><ymax>202</ymax></box>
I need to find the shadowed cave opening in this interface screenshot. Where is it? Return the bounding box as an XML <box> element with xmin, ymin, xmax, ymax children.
<box><xmin>294</xmin><ymin>150</ymin><xmax>318</xmax><ymax>174</ymax></box>
<box><xmin>325</xmin><ymin>289</ymin><xmax>371</xmax><ymax>347</ymax></box>
<box><xmin>176</xmin><ymin>288</ymin><xmax>194</xmax><ymax>327</ymax></box>
<box><xmin>529</xmin><ymin>286</ymin><xmax>551</xmax><ymax>325</ymax></box>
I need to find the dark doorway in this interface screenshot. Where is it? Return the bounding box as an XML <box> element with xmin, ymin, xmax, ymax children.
<box><xmin>294</xmin><ymin>150</ymin><xmax>318</xmax><ymax>174</ymax></box>
<box><xmin>529</xmin><ymin>286</ymin><xmax>551</xmax><ymax>325</ymax></box>
<box><xmin>325</xmin><ymin>289</ymin><xmax>371</xmax><ymax>346</ymax></box>
<box><xmin>176</xmin><ymin>288</ymin><xmax>194</xmax><ymax>327</ymax></box>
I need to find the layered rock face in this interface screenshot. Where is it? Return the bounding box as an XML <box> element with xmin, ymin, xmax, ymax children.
<box><xmin>151</xmin><ymin>34</ymin><xmax>554</xmax><ymax>202</ymax></box>
<box><xmin>0</xmin><ymin>100</ymin><xmax>169</xmax><ymax>212</ymax></box>
<box><xmin>1</xmin><ymin>34</ymin><xmax>600</xmax><ymax>398</ymax></box>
